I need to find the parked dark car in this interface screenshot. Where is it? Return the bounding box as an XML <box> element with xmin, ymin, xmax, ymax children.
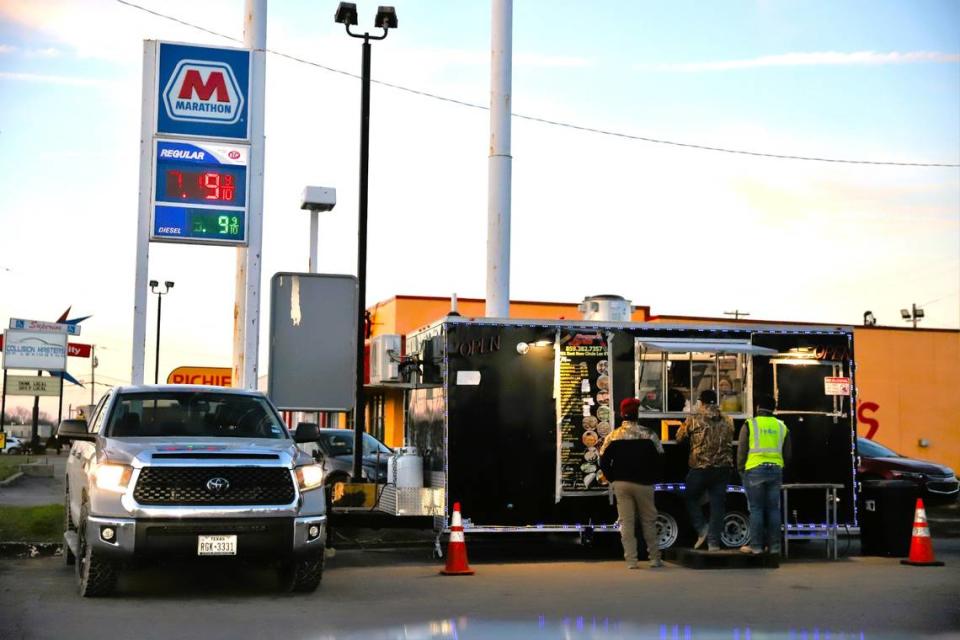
<box><xmin>300</xmin><ymin>429</ymin><xmax>392</xmax><ymax>486</ymax></box>
<box><xmin>858</xmin><ymin>437</ymin><xmax>958</xmax><ymax>505</ymax></box>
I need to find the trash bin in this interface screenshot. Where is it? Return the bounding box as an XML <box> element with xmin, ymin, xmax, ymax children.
<box><xmin>859</xmin><ymin>480</ymin><xmax>919</xmax><ymax>557</ymax></box>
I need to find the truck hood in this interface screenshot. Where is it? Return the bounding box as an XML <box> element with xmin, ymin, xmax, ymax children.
<box><xmin>100</xmin><ymin>437</ymin><xmax>311</xmax><ymax>468</ymax></box>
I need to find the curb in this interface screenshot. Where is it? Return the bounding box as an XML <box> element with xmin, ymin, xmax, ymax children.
<box><xmin>0</xmin><ymin>472</ymin><xmax>24</xmax><ymax>487</ymax></box>
<box><xmin>0</xmin><ymin>542</ymin><xmax>62</xmax><ymax>558</ymax></box>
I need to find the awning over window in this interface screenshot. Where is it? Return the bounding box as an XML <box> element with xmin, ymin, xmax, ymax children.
<box><xmin>636</xmin><ymin>339</ymin><xmax>778</xmax><ymax>355</ymax></box>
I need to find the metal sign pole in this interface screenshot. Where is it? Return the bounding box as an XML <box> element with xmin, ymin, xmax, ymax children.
<box><xmin>0</xmin><ymin>368</ymin><xmax>7</xmax><ymax>433</ymax></box>
<box><xmin>131</xmin><ymin>41</ymin><xmax>158</xmax><ymax>385</ymax></box>
<box><xmin>233</xmin><ymin>0</ymin><xmax>267</xmax><ymax>390</ymax></box>
<box><xmin>30</xmin><ymin>369</ymin><xmax>40</xmax><ymax>451</ymax></box>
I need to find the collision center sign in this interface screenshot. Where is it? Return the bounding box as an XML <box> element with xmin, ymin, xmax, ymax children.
<box><xmin>2</xmin><ymin>329</ymin><xmax>68</xmax><ymax>371</ymax></box>
<box><xmin>157</xmin><ymin>42</ymin><xmax>250</xmax><ymax>140</ymax></box>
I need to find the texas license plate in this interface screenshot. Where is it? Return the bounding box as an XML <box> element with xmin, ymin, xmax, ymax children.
<box><xmin>197</xmin><ymin>535</ymin><xmax>237</xmax><ymax>556</ymax></box>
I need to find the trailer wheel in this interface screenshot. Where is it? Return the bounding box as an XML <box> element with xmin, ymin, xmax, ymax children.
<box><xmin>721</xmin><ymin>511</ymin><xmax>751</xmax><ymax>548</ymax></box>
<box><xmin>655</xmin><ymin>512</ymin><xmax>680</xmax><ymax>550</ymax></box>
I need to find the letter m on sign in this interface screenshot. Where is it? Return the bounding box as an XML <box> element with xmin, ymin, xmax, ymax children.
<box><xmin>178</xmin><ymin>69</ymin><xmax>229</xmax><ymax>102</ymax></box>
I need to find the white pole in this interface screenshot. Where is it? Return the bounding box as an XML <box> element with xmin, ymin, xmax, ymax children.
<box><xmin>131</xmin><ymin>41</ymin><xmax>157</xmax><ymax>385</ymax></box>
<box><xmin>485</xmin><ymin>0</ymin><xmax>513</xmax><ymax>319</ymax></box>
<box><xmin>233</xmin><ymin>0</ymin><xmax>267</xmax><ymax>389</ymax></box>
<box><xmin>309</xmin><ymin>211</ymin><xmax>319</xmax><ymax>273</ymax></box>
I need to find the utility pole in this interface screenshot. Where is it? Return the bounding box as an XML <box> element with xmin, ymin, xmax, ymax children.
<box><xmin>724</xmin><ymin>310</ymin><xmax>750</xmax><ymax>320</ymax></box>
<box><xmin>90</xmin><ymin>345</ymin><xmax>96</xmax><ymax>405</ymax></box>
<box><xmin>485</xmin><ymin>0</ymin><xmax>513</xmax><ymax>318</ymax></box>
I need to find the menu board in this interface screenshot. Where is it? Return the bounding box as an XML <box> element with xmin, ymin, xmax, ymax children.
<box><xmin>556</xmin><ymin>332</ymin><xmax>612</xmax><ymax>497</ymax></box>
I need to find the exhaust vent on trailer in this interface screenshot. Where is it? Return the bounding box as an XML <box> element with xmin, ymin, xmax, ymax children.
<box><xmin>578</xmin><ymin>295</ymin><xmax>633</xmax><ymax>322</ymax></box>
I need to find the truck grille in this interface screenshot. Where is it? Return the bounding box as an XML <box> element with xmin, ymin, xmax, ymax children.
<box><xmin>133</xmin><ymin>467</ymin><xmax>296</xmax><ymax>506</ymax></box>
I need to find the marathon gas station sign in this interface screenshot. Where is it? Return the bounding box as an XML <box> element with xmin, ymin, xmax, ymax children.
<box><xmin>143</xmin><ymin>41</ymin><xmax>252</xmax><ymax>246</ymax></box>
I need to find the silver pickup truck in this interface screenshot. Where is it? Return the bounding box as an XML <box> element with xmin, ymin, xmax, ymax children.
<box><xmin>57</xmin><ymin>385</ymin><xmax>327</xmax><ymax>596</ymax></box>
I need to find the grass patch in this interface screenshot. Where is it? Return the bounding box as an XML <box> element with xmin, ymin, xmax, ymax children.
<box><xmin>0</xmin><ymin>455</ymin><xmax>34</xmax><ymax>482</ymax></box>
<box><xmin>0</xmin><ymin>504</ymin><xmax>63</xmax><ymax>542</ymax></box>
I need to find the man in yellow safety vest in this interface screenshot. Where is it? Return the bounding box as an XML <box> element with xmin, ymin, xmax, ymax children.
<box><xmin>736</xmin><ymin>394</ymin><xmax>791</xmax><ymax>555</ymax></box>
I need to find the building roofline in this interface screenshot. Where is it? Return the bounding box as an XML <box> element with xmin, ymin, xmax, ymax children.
<box><xmin>376</xmin><ymin>294</ymin><xmax>652</xmax><ymax>315</ymax></box>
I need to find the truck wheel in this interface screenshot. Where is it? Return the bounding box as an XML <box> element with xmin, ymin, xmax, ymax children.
<box><xmin>279</xmin><ymin>555</ymin><xmax>324</xmax><ymax>593</ymax></box>
<box><xmin>76</xmin><ymin>504</ymin><xmax>116</xmax><ymax>597</ymax></box>
<box><xmin>655</xmin><ymin>511</ymin><xmax>680</xmax><ymax>550</ymax></box>
<box><xmin>63</xmin><ymin>490</ymin><xmax>76</xmax><ymax>566</ymax></box>
<box><xmin>721</xmin><ymin>511</ymin><xmax>751</xmax><ymax>549</ymax></box>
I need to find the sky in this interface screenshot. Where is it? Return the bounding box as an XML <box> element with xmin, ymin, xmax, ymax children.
<box><xmin>0</xmin><ymin>0</ymin><xmax>958</xmax><ymax>417</ymax></box>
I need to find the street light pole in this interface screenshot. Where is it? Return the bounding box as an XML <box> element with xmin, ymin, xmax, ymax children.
<box><xmin>335</xmin><ymin>2</ymin><xmax>397</xmax><ymax>482</ymax></box>
<box><xmin>150</xmin><ymin>280</ymin><xmax>174</xmax><ymax>384</ymax></box>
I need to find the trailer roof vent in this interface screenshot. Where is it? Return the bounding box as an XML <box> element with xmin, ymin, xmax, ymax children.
<box><xmin>578</xmin><ymin>295</ymin><xmax>632</xmax><ymax>322</ymax></box>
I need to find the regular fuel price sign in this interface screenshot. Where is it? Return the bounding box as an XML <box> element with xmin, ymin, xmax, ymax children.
<box><xmin>151</xmin><ymin>139</ymin><xmax>249</xmax><ymax>245</ymax></box>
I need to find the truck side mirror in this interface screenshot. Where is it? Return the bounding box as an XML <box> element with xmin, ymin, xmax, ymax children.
<box><xmin>294</xmin><ymin>422</ymin><xmax>319</xmax><ymax>443</ymax></box>
<box><xmin>57</xmin><ymin>419</ymin><xmax>94</xmax><ymax>442</ymax></box>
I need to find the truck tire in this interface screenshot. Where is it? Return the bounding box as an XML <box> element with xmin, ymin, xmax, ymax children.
<box><xmin>63</xmin><ymin>489</ymin><xmax>76</xmax><ymax>566</ymax></box>
<box><xmin>76</xmin><ymin>504</ymin><xmax>116</xmax><ymax>597</ymax></box>
<box><xmin>279</xmin><ymin>555</ymin><xmax>324</xmax><ymax>593</ymax></box>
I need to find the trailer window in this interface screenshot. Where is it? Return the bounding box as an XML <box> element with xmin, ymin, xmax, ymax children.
<box><xmin>635</xmin><ymin>347</ymin><xmax>747</xmax><ymax>416</ymax></box>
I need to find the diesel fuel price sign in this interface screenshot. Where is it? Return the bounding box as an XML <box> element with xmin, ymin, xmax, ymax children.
<box><xmin>151</xmin><ymin>140</ymin><xmax>249</xmax><ymax>245</ymax></box>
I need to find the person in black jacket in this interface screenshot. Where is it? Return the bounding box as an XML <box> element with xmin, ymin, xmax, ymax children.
<box><xmin>600</xmin><ymin>398</ymin><xmax>665</xmax><ymax>568</ymax></box>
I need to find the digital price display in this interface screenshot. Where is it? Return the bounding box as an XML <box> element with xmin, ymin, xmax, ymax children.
<box><xmin>151</xmin><ymin>140</ymin><xmax>249</xmax><ymax>245</ymax></box>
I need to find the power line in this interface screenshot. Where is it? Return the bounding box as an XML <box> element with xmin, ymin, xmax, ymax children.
<box><xmin>116</xmin><ymin>0</ymin><xmax>960</xmax><ymax>168</ymax></box>
<box><xmin>919</xmin><ymin>291</ymin><xmax>960</xmax><ymax>307</ymax></box>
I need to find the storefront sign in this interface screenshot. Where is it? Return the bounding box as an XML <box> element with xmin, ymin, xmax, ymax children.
<box><xmin>5</xmin><ymin>375</ymin><xmax>62</xmax><ymax>397</ymax></box>
<box><xmin>10</xmin><ymin>318</ymin><xmax>81</xmax><ymax>336</ymax></box>
<box><xmin>167</xmin><ymin>366</ymin><xmax>232</xmax><ymax>387</ymax></box>
<box><xmin>2</xmin><ymin>329</ymin><xmax>68</xmax><ymax>371</ymax></box>
<box><xmin>451</xmin><ymin>336</ymin><xmax>501</xmax><ymax>358</ymax></box>
<box><xmin>824</xmin><ymin>376</ymin><xmax>851</xmax><ymax>396</ymax></box>
<box><xmin>556</xmin><ymin>332</ymin><xmax>612</xmax><ymax>497</ymax></box>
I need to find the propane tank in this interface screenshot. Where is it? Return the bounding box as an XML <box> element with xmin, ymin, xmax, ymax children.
<box><xmin>387</xmin><ymin>446</ymin><xmax>424</xmax><ymax>487</ymax></box>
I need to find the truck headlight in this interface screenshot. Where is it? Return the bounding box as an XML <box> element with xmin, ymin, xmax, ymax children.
<box><xmin>95</xmin><ymin>463</ymin><xmax>133</xmax><ymax>493</ymax></box>
<box><xmin>296</xmin><ymin>465</ymin><xmax>325</xmax><ymax>492</ymax></box>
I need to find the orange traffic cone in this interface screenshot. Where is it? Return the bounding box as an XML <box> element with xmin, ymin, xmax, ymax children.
<box><xmin>440</xmin><ymin>502</ymin><xmax>474</xmax><ymax>575</ymax></box>
<box><xmin>900</xmin><ymin>498</ymin><xmax>945</xmax><ymax>567</ymax></box>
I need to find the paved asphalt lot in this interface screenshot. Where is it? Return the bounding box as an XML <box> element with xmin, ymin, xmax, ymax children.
<box><xmin>1</xmin><ymin>537</ymin><xmax>958</xmax><ymax>640</ymax></box>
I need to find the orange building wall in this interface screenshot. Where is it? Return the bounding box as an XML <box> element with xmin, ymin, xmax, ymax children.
<box><xmin>854</xmin><ymin>328</ymin><xmax>960</xmax><ymax>472</ymax></box>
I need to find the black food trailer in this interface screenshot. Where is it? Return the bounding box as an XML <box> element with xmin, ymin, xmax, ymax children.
<box><xmin>371</xmin><ymin>315</ymin><xmax>857</xmax><ymax>553</ymax></box>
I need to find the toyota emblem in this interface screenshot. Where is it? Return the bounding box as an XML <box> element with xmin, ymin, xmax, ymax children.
<box><xmin>206</xmin><ymin>477</ymin><xmax>231</xmax><ymax>494</ymax></box>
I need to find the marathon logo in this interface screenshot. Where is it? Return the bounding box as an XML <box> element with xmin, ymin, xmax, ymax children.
<box><xmin>163</xmin><ymin>60</ymin><xmax>244</xmax><ymax>125</ymax></box>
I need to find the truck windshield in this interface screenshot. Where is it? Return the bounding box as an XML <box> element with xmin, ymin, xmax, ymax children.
<box><xmin>106</xmin><ymin>392</ymin><xmax>287</xmax><ymax>439</ymax></box>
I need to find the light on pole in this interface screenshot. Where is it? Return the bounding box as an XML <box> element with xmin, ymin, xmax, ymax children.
<box><xmin>149</xmin><ymin>280</ymin><xmax>174</xmax><ymax>384</ymax></box>
<box><xmin>900</xmin><ymin>303</ymin><xmax>924</xmax><ymax>329</ymax></box>
<box><xmin>300</xmin><ymin>186</ymin><xmax>337</xmax><ymax>273</ymax></box>
<box><xmin>334</xmin><ymin>2</ymin><xmax>397</xmax><ymax>482</ymax></box>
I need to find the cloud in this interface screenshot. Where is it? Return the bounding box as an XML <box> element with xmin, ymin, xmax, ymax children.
<box><xmin>24</xmin><ymin>46</ymin><xmax>61</xmax><ymax>58</ymax></box>
<box><xmin>0</xmin><ymin>71</ymin><xmax>114</xmax><ymax>87</ymax></box>
<box><xmin>0</xmin><ymin>44</ymin><xmax>15</xmax><ymax>54</ymax></box>
<box><xmin>638</xmin><ymin>51</ymin><xmax>960</xmax><ymax>72</ymax></box>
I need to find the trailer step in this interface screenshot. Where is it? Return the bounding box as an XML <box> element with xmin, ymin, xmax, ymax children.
<box><xmin>665</xmin><ymin>547</ymin><xmax>780</xmax><ymax>570</ymax></box>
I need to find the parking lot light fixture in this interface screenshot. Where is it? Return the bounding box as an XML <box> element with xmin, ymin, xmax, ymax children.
<box><xmin>334</xmin><ymin>2</ymin><xmax>397</xmax><ymax>482</ymax></box>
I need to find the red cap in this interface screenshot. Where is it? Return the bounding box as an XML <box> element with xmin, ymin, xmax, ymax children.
<box><xmin>619</xmin><ymin>397</ymin><xmax>641</xmax><ymax>418</ymax></box>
